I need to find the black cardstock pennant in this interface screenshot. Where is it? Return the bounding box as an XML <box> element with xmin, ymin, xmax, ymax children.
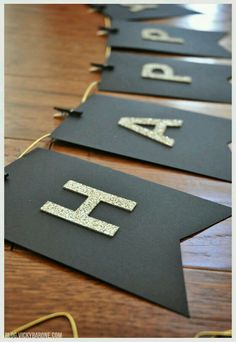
<box><xmin>98</xmin><ymin>52</ymin><xmax>231</xmax><ymax>103</ymax></box>
<box><xmin>51</xmin><ymin>94</ymin><xmax>231</xmax><ymax>182</ymax></box>
<box><xmin>105</xmin><ymin>20</ymin><xmax>231</xmax><ymax>58</ymax></box>
<box><xmin>91</xmin><ymin>4</ymin><xmax>199</xmax><ymax>20</ymax></box>
<box><xmin>5</xmin><ymin>148</ymin><xmax>231</xmax><ymax>316</ymax></box>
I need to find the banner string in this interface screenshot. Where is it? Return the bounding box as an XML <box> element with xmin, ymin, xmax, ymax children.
<box><xmin>81</xmin><ymin>80</ymin><xmax>99</xmax><ymax>103</ymax></box>
<box><xmin>18</xmin><ymin>133</ymin><xmax>51</xmax><ymax>159</ymax></box>
<box><xmin>18</xmin><ymin>81</ymin><xmax>99</xmax><ymax>157</ymax></box>
<box><xmin>195</xmin><ymin>329</ymin><xmax>231</xmax><ymax>338</ymax></box>
<box><xmin>105</xmin><ymin>46</ymin><xmax>111</xmax><ymax>59</ymax></box>
<box><xmin>5</xmin><ymin>311</ymin><xmax>79</xmax><ymax>338</ymax></box>
<box><xmin>104</xmin><ymin>16</ymin><xmax>111</xmax><ymax>59</ymax></box>
<box><xmin>104</xmin><ymin>16</ymin><xmax>111</xmax><ymax>28</ymax></box>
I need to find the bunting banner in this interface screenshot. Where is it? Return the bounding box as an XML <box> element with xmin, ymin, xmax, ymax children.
<box><xmin>102</xmin><ymin>20</ymin><xmax>231</xmax><ymax>58</ymax></box>
<box><xmin>51</xmin><ymin>94</ymin><xmax>231</xmax><ymax>182</ymax></box>
<box><xmin>5</xmin><ymin>148</ymin><xmax>231</xmax><ymax>316</ymax></box>
<box><xmin>97</xmin><ymin>51</ymin><xmax>231</xmax><ymax>103</ymax></box>
<box><xmin>91</xmin><ymin>4</ymin><xmax>199</xmax><ymax>20</ymax></box>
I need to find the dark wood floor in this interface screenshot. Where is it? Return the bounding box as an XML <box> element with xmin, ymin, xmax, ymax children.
<box><xmin>5</xmin><ymin>4</ymin><xmax>231</xmax><ymax>337</ymax></box>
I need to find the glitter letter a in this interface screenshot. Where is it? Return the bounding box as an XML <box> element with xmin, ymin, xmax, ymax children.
<box><xmin>119</xmin><ymin>117</ymin><xmax>183</xmax><ymax>147</ymax></box>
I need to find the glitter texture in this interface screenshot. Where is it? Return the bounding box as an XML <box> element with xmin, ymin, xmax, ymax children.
<box><xmin>41</xmin><ymin>180</ymin><xmax>137</xmax><ymax>237</ymax></box>
<box><xmin>141</xmin><ymin>28</ymin><xmax>184</xmax><ymax>44</ymax></box>
<box><xmin>141</xmin><ymin>63</ymin><xmax>192</xmax><ymax>83</ymax></box>
<box><xmin>121</xmin><ymin>4</ymin><xmax>159</xmax><ymax>12</ymax></box>
<box><xmin>118</xmin><ymin>117</ymin><xmax>183</xmax><ymax>147</ymax></box>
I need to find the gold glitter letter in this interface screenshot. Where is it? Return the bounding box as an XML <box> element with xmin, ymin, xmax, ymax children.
<box><xmin>141</xmin><ymin>63</ymin><xmax>192</xmax><ymax>83</ymax></box>
<box><xmin>121</xmin><ymin>4</ymin><xmax>159</xmax><ymax>12</ymax></box>
<box><xmin>141</xmin><ymin>28</ymin><xmax>184</xmax><ymax>44</ymax></box>
<box><xmin>41</xmin><ymin>181</ymin><xmax>137</xmax><ymax>237</ymax></box>
<box><xmin>118</xmin><ymin>117</ymin><xmax>183</xmax><ymax>147</ymax></box>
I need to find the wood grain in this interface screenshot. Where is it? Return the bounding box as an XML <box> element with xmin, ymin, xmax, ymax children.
<box><xmin>5</xmin><ymin>4</ymin><xmax>231</xmax><ymax>337</ymax></box>
<box><xmin>5</xmin><ymin>249</ymin><xmax>231</xmax><ymax>338</ymax></box>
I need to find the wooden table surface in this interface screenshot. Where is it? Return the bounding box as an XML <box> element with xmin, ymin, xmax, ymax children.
<box><xmin>4</xmin><ymin>4</ymin><xmax>232</xmax><ymax>337</ymax></box>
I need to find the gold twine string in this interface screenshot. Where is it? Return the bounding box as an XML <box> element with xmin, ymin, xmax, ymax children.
<box><xmin>104</xmin><ymin>16</ymin><xmax>111</xmax><ymax>59</ymax></box>
<box><xmin>81</xmin><ymin>80</ymin><xmax>99</xmax><ymax>104</ymax></box>
<box><xmin>54</xmin><ymin>80</ymin><xmax>99</xmax><ymax>118</ymax></box>
<box><xmin>5</xmin><ymin>312</ymin><xmax>79</xmax><ymax>338</ymax></box>
<box><xmin>195</xmin><ymin>329</ymin><xmax>231</xmax><ymax>338</ymax></box>
<box><xmin>104</xmin><ymin>16</ymin><xmax>111</xmax><ymax>28</ymax></box>
<box><xmin>18</xmin><ymin>133</ymin><xmax>51</xmax><ymax>159</ymax></box>
<box><xmin>105</xmin><ymin>46</ymin><xmax>111</xmax><ymax>59</ymax></box>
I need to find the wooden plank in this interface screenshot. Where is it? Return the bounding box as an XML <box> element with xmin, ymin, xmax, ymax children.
<box><xmin>4</xmin><ymin>249</ymin><xmax>231</xmax><ymax>337</ymax></box>
<box><xmin>5</xmin><ymin>4</ymin><xmax>103</xmax><ymax>140</ymax></box>
<box><xmin>5</xmin><ymin>4</ymin><xmax>232</xmax><ymax>337</ymax></box>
